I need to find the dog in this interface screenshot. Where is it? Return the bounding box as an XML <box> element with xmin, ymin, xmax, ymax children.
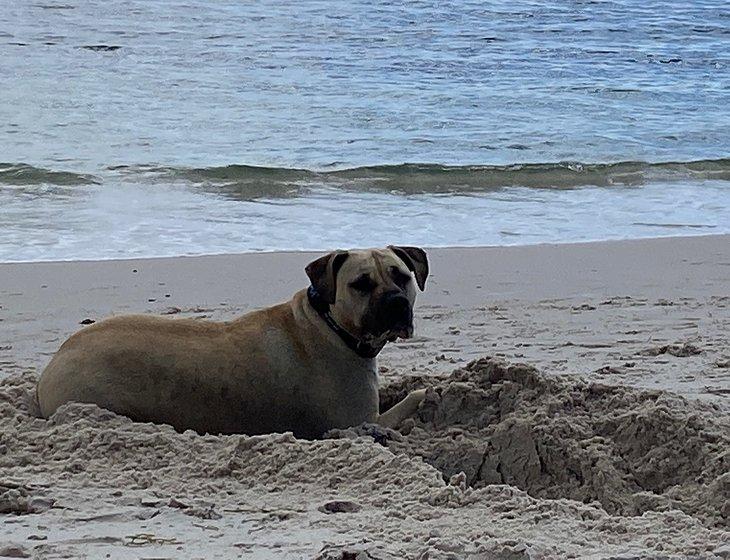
<box><xmin>37</xmin><ymin>246</ymin><xmax>429</xmax><ymax>438</ymax></box>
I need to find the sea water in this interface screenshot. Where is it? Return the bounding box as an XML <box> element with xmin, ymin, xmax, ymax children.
<box><xmin>1</xmin><ymin>0</ymin><xmax>728</xmax><ymax>261</ymax></box>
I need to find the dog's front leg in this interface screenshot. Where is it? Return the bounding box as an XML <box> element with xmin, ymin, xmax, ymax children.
<box><xmin>377</xmin><ymin>389</ymin><xmax>427</xmax><ymax>429</ymax></box>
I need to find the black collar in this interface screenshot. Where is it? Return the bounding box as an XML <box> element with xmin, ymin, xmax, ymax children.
<box><xmin>307</xmin><ymin>286</ymin><xmax>380</xmax><ymax>359</ymax></box>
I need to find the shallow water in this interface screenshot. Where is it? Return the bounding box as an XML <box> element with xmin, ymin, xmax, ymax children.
<box><xmin>1</xmin><ymin>1</ymin><xmax>729</xmax><ymax>261</ymax></box>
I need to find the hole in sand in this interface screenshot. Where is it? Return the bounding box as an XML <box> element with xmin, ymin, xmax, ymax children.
<box><xmin>367</xmin><ymin>358</ymin><xmax>728</xmax><ymax>527</ymax></box>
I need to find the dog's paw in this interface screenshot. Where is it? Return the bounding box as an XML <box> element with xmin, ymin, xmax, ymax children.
<box><xmin>323</xmin><ymin>422</ymin><xmax>402</xmax><ymax>446</ymax></box>
<box><xmin>359</xmin><ymin>422</ymin><xmax>403</xmax><ymax>445</ymax></box>
<box><xmin>407</xmin><ymin>388</ymin><xmax>428</xmax><ymax>406</ymax></box>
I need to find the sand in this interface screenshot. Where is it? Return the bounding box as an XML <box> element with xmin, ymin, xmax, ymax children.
<box><xmin>1</xmin><ymin>235</ymin><xmax>729</xmax><ymax>558</ymax></box>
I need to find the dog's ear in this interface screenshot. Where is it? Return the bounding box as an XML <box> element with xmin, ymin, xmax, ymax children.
<box><xmin>389</xmin><ymin>246</ymin><xmax>429</xmax><ymax>291</ymax></box>
<box><xmin>305</xmin><ymin>250</ymin><xmax>349</xmax><ymax>304</ymax></box>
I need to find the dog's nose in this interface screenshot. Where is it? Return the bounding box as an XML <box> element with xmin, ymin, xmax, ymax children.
<box><xmin>382</xmin><ymin>291</ymin><xmax>411</xmax><ymax>326</ymax></box>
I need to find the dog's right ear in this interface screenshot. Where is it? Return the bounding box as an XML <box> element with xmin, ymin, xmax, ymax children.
<box><xmin>305</xmin><ymin>250</ymin><xmax>349</xmax><ymax>304</ymax></box>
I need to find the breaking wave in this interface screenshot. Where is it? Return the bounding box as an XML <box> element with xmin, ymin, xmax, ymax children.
<box><xmin>4</xmin><ymin>159</ymin><xmax>729</xmax><ymax>199</ymax></box>
<box><xmin>116</xmin><ymin>158</ymin><xmax>730</xmax><ymax>198</ymax></box>
<box><xmin>0</xmin><ymin>163</ymin><xmax>100</xmax><ymax>186</ymax></box>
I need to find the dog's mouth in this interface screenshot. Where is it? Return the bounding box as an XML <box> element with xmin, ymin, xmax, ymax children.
<box><xmin>385</xmin><ymin>324</ymin><xmax>414</xmax><ymax>342</ymax></box>
<box><xmin>365</xmin><ymin>323</ymin><xmax>413</xmax><ymax>347</ymax></box>
<box><xmin>363</xmin><ymin>297</ymin><xmax>414</xmax><ymax>347</ymax></box>
<box><xmin>374</xmin><ymin>325</ymin><xmax>413</xmax><ymax>344</ymax></box>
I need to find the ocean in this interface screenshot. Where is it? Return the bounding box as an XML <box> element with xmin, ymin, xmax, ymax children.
<box><xmin>1</xmin><ymin>0</ymin><xmax>728</xmax><ymax>262</ymax></box>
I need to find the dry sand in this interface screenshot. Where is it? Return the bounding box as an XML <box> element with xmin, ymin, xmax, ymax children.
<box><xmin>1</xmin><ymin>235</ymin><xmax>729</xmax><ymax>558</ymax></box>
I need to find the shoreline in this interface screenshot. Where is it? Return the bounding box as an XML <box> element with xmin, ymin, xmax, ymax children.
<box><xmin>2</xmin><ymin>231</ymin><xmax>726</xmax><ymax>266</ymax></box>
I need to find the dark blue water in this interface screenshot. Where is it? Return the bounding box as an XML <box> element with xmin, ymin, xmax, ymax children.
<box><xmin>1</xmin><ymin>1</ymin><xmax>728</xmax><ymax>261</ymax></box>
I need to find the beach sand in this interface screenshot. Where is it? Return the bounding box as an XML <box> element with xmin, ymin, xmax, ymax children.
<box><xmin>1</xmin><ymin>235</ymin><xmax>729</xmax><ymax>558</ymax></box>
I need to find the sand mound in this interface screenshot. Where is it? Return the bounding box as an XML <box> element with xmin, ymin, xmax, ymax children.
<box><xmin>336</xmin><ymin>358</ymin><xmax>730</xmax><ymax>528</ymax></box>
<box><xmin>0</xmin><ymin>374</ymin><xmax>441</xmax><ymax>500</ymax></box>
<box><xmin>1</xmin><ymin>362</ymin><xmax>728</xmax><ymax>558</ymax></box>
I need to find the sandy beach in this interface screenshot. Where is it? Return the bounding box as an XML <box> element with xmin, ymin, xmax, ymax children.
<box><xmin>1</xmin><ymin>235</ymin><xmax>729</xmax><ymax>558</ymax></box>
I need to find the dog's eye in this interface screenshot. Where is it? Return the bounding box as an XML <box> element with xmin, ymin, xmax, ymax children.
<box><xmin>391</xmin><ymin>267</ymin><xmax>411</xmax><ymax>288</ymax></box>
<box><xmin>350</xmin><ymin>275</ymin><xmax>375</xmax><ymax>293</ymax></box>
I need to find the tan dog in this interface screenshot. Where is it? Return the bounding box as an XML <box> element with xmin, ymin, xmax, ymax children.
<box><xmin>37</xmin><ymin>246</ymin><xmax>429</xmax><ymax>439</ymax></box>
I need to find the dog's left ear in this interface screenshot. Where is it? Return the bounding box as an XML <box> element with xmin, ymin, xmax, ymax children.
<box><xmin>305</xmin><ymin>250</ymin><xmax>349</xmax><ymax>304</ymax></box>
<box><xmin>389</xmin><ymin>246</ymin><xmax>429</xmax><ymax>291</ymax></box>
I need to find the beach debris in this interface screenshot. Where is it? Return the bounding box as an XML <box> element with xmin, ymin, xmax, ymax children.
<box><xmin>167</xmin><ymin>497</ymin><xmax>190</xmax><ymax>509</ymax></box>
<box><xmin>161</xmin><ymin>307</ymin><xmax>181</xmax><ymax>315</ymax></box>
<box><xmin>639</xmin><ymin>342</ymin><xmax>701</xmax><ymax>357</ymax></box>
<box><xmin>435</xmin><ymin>353</ymin><xmax>460</xmax><ymax>363</ymax></box>
<box><xmin>133</xmin><ymin>508</ymin><xmax>160</xmax><ymax>520</ymax></box>
<box><xmin>314</xmin><ymin>544</ymin><xmax>386</xmax><ymax>559</ymax></box>
<box><xmin>182</xmin><ymin>504</ymin><xmax>222</xmax><ymax>520</ymax></box>
<box><xmin>166</xmin><ymin>496</ymin><xmax>221</xmax><ymax>519</ymax></box>
<box><xmin>79</xmin><ymin>318</ymin><xmax>95</xmax><ymax>325</ymax></box>
<box><xmin>0</xmin><ymin>543</ymin><xmax>30</xmax><ymax>558</ymax></box>
<box><xmin>191</xmin><ymin>523</ymin><xmax>219</xmax><ymax>532</ymax></box>
<box><xmin>72</xmin><ymin>511</ymin><xmax>131</xmax><ymax>523</ymax></box>
<box><xmin>267</xmin><ymin>510</ymin><xmax>296</xmax><ymax>521</ymax></box>
<box><xmin>124</xmin><ymin>533</ymin><xmax>181</xmax><ymax>547</ymax></box>
<box><xmin>319</xmin><ymin>500</ymin><xmax>362</xmax><ymax>514</ymax></box>
<box><xmin>79</xmin><ymin>45</ymin><xmax>122</xmax><ymax>52</ymax></box>
<box><xmin>188</xmin><ymin>306</ymin><xmax>214</xmax><ymax>313</ymax></box>
<box><xmin>595</xmin><ymin>365</ymin><xmax>622</xmax><ymax>375</ymax></box>
<box><xmin>325</xmin><ymin>423</ymin><xmax>401</xmax><ymax>446</ymax></box>
<box><xmin>139</xmin><ymin>496</ymin><xmax>164</xmax><ymax>507</ymax></box>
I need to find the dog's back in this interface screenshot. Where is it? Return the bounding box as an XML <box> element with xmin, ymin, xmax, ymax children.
<box><xmin>37</xmin><ymin>311</ymin><xmax>286</xmax><ymax>434</ymax></box>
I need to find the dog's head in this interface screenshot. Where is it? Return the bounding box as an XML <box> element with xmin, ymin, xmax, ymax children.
<box><xmin>305</xmin><ymin>246</ymin><xmax>429</xmax><ymax>349</ymax></box>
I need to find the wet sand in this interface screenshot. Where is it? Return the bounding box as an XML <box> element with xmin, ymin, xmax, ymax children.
<box><xmin>1</xmin><ymin>235</ymin><xmax>729</xmax><ymax>558</ymax></box>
